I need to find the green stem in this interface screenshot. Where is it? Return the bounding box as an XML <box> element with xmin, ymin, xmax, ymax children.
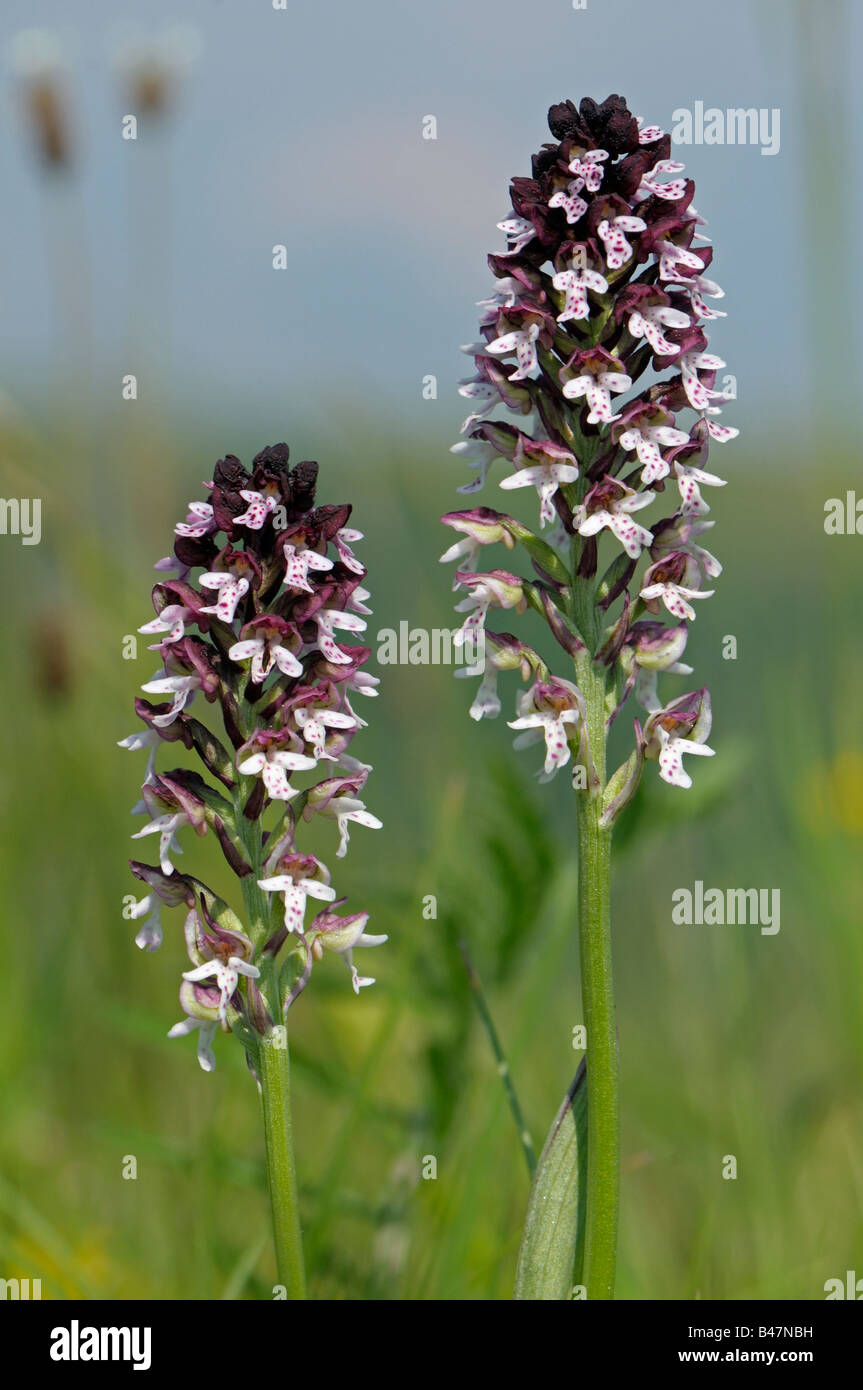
<box><xmin>574</xmin><ymin>658</ymin><xmax>619</xmax><ymax>1300</ymax></box>
<box><xmin>235</xmin><ymin>781</ymin><xmax>306</xmax><ymax>1299</ymax></box>
<box><xmin>257</xmin><ymin>1002</ymin><xmax>306</xmax><ymax>1299</ymax></box>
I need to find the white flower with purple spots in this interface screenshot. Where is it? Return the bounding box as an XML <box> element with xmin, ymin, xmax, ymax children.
<box><xmin>497</xmin><ymin>216</ymin><xmax>535</xmax><ymax>255</ymax></box>
<box><xmin>674</xmin><ymin>459</ymin><xmax>727</xmax><ymax>515</ymax></box>
<box><xmin>562</xmin><ymin>352</ymin><xmax>632</xmax><ymax>424</ymax></box>
<box><xmin>636</xmin><ymin>117</ymin><xmax>664</xmax><ymax>143</ymax></box>
<box><xmin>282</xmin><ymin>543</ymin><xmax>334</xmax><ymax>594</ymax></box>
<box><xmin>573</xmin><ymin>478</ymin><xmax>655</xmax><ymax>559</ymax></box>
<box><xmin>627</xmin><ymin>301</ymin><xmax>690</xmax><ymax>356</ymax></box>
<box><xmin>453</xmin><ymin>569</ymin><xmax>526</xmax><ymax>648</ymax></box>
<box><xmin>679</xmin><ymin>348</ymin><xmax>726</xmax><ymax>410</ymax></box>
<box><xmin>228</xmin><ymin>621</ymin><xmax>302</xmax><ymax>683</ymax></box>
<box><xmin>311</xmin><ymin>607</ymin><xmax>367</xmax><ymax>665</ymax></box>
<box><xmin>552</xmin><ymin>263</ymin><xmax>609</xmax><ymax>323</ymax></box>
<box><xmin>567</xmin><ymin>148</ymin><xmax>608</xmax><ymax>190</ymax></box>
<box><xmin>640</xmin><ymin>554</ymin><xmax>714</xmax><ymax>622</ymax></box>
<box><xmin>199</xmin><ymin>569</ymin><xmax>249</xmax><ymax>624</ymax></box>
<box><xmin>636</xmin><ymin>159</ymin><xmax>687</xmax><ymax>201</ymax></box>
<box><xmin>334</xmin><ymin>527</ymin><xmax>365</xmax><ymax>574</ymax></box>
<box><xmin>233</xmin><ymin>489</ymin><xmax>279</xmax><ymax>530</ymax></box>
<box><xmin>665</xmin><ymin>270</ymin><xmax>726</xmax><ymax>320</ymax></box>
<box><xmin>701</xmin><ymin>411</ymin><xmax>739</xmax><ymax>443</ymax></box>
<box><xmin>237</xmin><ymin>740</ymin><xmax>318</xmax><ymax>801</ymax></box>
<box><xmin>508</xmin><ymin>678</ymin><xmax>583</xmax><ymax>779</ymax></box>
<box><xmin>644</xmin><ymin>689</ymin><xmax>715</xmax><ymax>789</ymax></box>
<box><xmin>597</xmin><ymin>215</ymin><xmax>646</xmax><ymax>270</ymax></box>
<box><xmin>138</xmin><ymin>603</ymin><xmax>192</xmax><ymax>647</ymax></box>
<box><xmin>174</xmin><ymin>501</ymin><xmax>215</xmax><ymax>539</ymax></box>
<box><xmin>182</xmin><ymin>949</ymin><xmax>261</xmax><ymax>1024</ymax></box>
<box><xmin>139</xmin><ymin>671</ymin><xmax>201</xmax><ymax>727</ymax></box>
<box><xmin>498</xmin><ymin>442</ymin><xmax>579</xmax><ymax>527</ymax></box>
<box><xmin>458</xmin><ymin>376</ymin><xmax>501</xmax><ymax>434</ymax></box>
<box><xmin>486</xmin><ymin>321</ymin><xmax>540</xmax><ymax>380</ymax></box>
<box><xmin>305</xmin><ymin>782</ymin><xmax>383</xmax><ymax>859</ymax></box>
<box><xmin>655</xmin><ymin>239</ymin><xmax>704</xmax><ymax>282</ymax></box>
<box><xmin>131</xmin><ymin>808</ymin><xmax>191</xmax><ymax>876</ymax></box>
<box><xmin>293</xmin><ymin>700</ymin><xmax>359</xmax><ymax>761</ymax></box>
<box><xmin>548</xmin><ymin>179</ymin><xmax>588</xmax><ymax>225</ymax></box>
<box><xmin>257</xmin><ymin>855</ymin><xmax>336</xmax><ymax>935</ymax></box>
<box><xmin>615</xmin><ymin>410</ymin><xmax>690</xmax><ymax>484</ymax></box>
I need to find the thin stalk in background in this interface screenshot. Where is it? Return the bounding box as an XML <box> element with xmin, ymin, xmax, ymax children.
<box><xmin>459</xmin><ymin>939</ymin><xmax>537</xmax><ymax>1178</ymax></box>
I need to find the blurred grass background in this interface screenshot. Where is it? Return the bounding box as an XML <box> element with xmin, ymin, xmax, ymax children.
<box><xmin>1</xmin><ymin>412</ymin><xmax>861</xmax><ymax>1301</ymax></box>
<box><xmin>1</xmin><ymin>0</ymin><xmax>862</xmax><ymax>1301</ymax></box>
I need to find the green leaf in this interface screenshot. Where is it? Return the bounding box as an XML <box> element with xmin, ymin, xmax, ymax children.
<box><xmin>514</xmin><ymin>1060</ymin><xmax>587</xmax><ymax>1300</ymax></box>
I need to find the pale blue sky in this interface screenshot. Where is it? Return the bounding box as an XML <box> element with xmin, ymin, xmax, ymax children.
<box><xmin>1</xmin><ymin>0</ymin><xmax>860</xmax><ymax>441</ymax></box>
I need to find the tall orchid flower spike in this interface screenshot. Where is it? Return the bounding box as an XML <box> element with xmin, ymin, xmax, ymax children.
<box><xmin>442</xmin><ymin>96</ymin><xmax>737</xmax><ymax>1302</ymax></box>
<box><xmin>121</xmin><ymin>443</ymin><xmax>383</xmax><ymax>1299</ymax></box>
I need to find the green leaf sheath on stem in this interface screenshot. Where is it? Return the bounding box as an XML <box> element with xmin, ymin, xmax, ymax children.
<box><xmin>514</xmin><ymin>1059</ymin><xmax>587</xmax><ymax>1300</ymax></box>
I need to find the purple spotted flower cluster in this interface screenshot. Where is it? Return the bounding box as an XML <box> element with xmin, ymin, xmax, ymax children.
<box><xmin>120</xmin><ymin>444</ymin><xmax>384</xmax><ymax>1072</ymax></box>
<box><xmin>442</xmin><ymin>96</ymin><xmax>737</xmax><ymax>799</ymax></box>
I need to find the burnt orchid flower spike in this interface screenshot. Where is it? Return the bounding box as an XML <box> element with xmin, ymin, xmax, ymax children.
<box><xmin>120</xmin><ymin>443</ymin><xmax>384</xmax><ymax>1298</ymax></box>
<box><xmin>442</xmin><ymin>96</ymin><xmax>737</xmax><ymax>1301</ymax></box>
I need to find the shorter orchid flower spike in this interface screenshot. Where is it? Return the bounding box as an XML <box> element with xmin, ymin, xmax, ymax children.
<box><xmin>643</xmin><ymin>688</ymin><xmax>715</xmax><ymax>788</ymax></box>
<box><xmin>126</xmin><ymin>443</ymin><xmax>384</xmax><ymax>1077</ymax></box>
